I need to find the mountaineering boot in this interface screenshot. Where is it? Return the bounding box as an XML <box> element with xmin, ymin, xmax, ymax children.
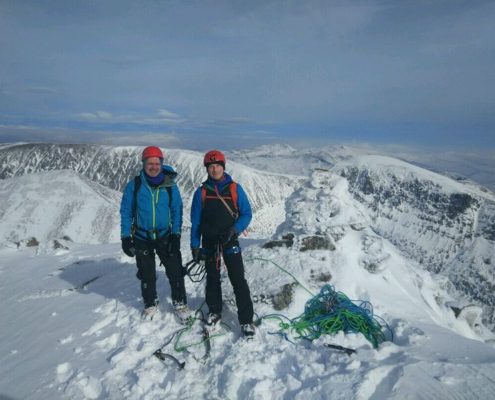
<box><xmin>241</xmin><ymin>323</ymin><xmax>255</xmax><ymax>339</ymax></box>
<box><xmin>142</xmin><ymin>305</ymin><xmax>158</xmax><ymax>320</ymax></box>
<box><xmin>142</xmin><ymin>299</ymin><xmax>159</xmax><ymax>320</ymax></box>
<box><xmin>173</xmin><ymin>301</ymin><xmax>191</xmax><ymax>324</ymax></box>
<box><xmin>205</xmin><ymin>313</ymin><xmax>221</xmax><ymax>331</ymax></box>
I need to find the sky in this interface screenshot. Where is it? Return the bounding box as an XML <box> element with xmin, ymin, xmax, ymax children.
<box><xmin>0</xmin><ymin>0</ymin><xmax>494</xmax><ymax>150</ymax></box>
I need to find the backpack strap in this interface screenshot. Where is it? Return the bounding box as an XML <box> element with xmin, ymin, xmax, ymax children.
<box><xmin>230</xmin><ymin>182</ymin><xmax>238</xmax><ymax>212</ymax></box>
<box><xmin>132</xmin><ymin>176</ymin><xmax>141</xmax><ymax>236</ymax></box>
<box><xmin>201</xmin><ymin>182</ymin><xmax>238</xmax><ymax>219</ymax></box>
<box><xmin>201</xmin><ymin>186</ymin><xmax>207</xmax><ymax>207</ymax></box>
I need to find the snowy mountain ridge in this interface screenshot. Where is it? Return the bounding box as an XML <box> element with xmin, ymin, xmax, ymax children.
<box><xmin>329</xmin><ymin>155</ymin><xmax>495</xmax><ymax>331</ymax></box>
<box><xmin>0</xmin><ymin>143</ymin><xmax>302</xmax><ymax>236</ymax></box>
<box><xmin>228</xmin><ymin>143</ymin><xmax>495</xmax><ymax>193</ymax></box>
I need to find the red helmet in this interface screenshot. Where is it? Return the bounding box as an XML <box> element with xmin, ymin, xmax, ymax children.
<box><xmin>203</xmin><ymin>150</ymin><xmax>226</xmax><ymax>167</ymax></box>
<box><xmin>142</xmin><ymin>146</ymin><xmax>163</xmax><ymax>160</ymax></box>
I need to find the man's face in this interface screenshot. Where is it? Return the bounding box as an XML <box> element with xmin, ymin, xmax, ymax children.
<box><xmin>144</xmin><ymin>157</ymin><xmax>162</xmax><ymax>177</ymax></box>
<box><xmin>207</xmin><ymin>163</ymin><xmax>224</xmax><ymax>180</ymax></box>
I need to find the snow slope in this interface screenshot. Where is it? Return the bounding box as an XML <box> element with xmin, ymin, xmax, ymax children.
<box><xmin>0</xmin><ymin>170</ymin><xmax>121</xmax><ymax>246</ymax></box>
<box><xmin>1</xmin><ymin>169</ymin><xmax>495</xmax><ymax>399</ymax></box>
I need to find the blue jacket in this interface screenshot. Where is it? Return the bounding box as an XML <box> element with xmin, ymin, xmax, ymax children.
<box><xmin>120</xmin><ymin>165</ymin><xmax>183</xmax><ymax>240</ymax></box>
<box><xmin>190</xmin><ymin>173</ymin><xmax>252</xmax><ymax>248</ymax></box>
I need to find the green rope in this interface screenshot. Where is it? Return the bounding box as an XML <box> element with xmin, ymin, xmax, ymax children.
<box><xmin>260</xmin><ymin>284</ymin><xmax>389</xmax><ymax>348</ymax></box>
<box><xmin>173</xmin><ymin>317</ymin><xmax>231</xmax><ymax>352</ymax></box>
<box><xmin>246</xmin><ymin>257</ymin><xmax>389</xmax><ymax>348</ymax></box>
<box><xmin>246</xmin><ymin>257</ymin><xmax>315</xmax><ymax>297</ymax></box>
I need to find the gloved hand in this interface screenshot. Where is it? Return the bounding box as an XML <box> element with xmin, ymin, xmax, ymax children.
<box><xmin>191</xmin><ymin>248</ymin><xmax>201</xmax><ymax>263</ymax></box>
<box><xmin>220</xmin><ymin>227</ymin><xmax>238</xmax><ymax>245</ymax></box>
<box><xmin>121</xmin><ymin>237</ymin><xmax>135</xmax><ymax>257</ymax></box>
<box><xmin>167</xmin><ymin>233</ymin><xmax>181</xmax><ymax>255</ymax></box>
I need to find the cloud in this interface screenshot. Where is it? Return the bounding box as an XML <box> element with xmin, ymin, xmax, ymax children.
<box><xmin>0</xmin><ymin>124</ymin><xmax>181</xmax><ymax>147</ymax></box>
<box><xmin>157</xmin><ymin>109</ymin><xmax>181</xmax><ymax>122</ymax></box>
<box><xmin>75</xmin><ymin>111</ymin><xmax>114</xmax><ymax>120</ymax></box>
<box><xmin>72</xmin><ymin>109</ymin><xmax>184</xmax><ymax>125</ymax></box>
<box><xmin>24</xmin><ymin>86</ymin><xmax>59</xmax><ymax>94</ymax></box>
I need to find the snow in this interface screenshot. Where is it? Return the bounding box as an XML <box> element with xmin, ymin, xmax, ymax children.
<box><xmin>0</xmin><ymin>146</ymin><xmax>494</xmax><ymax>399</ymax></box>
<box><xmin>0</xmin><ymin>170</ymin><xmax>121</xmax><ymax>245</ymax></box>
<box><xmin>1</xmin><ymin>241</ymin><xmax>495</xmax><ymax>399</ymax></box>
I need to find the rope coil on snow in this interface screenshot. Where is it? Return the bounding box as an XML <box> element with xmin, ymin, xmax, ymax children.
<box><xmin>258</xmin><ymin>284</ymin><xmax>389</xmax><ymax>348</ymax></box>
<box><xmin>249</xmin><ymin>257</ymin><xmax>391</xmax><ymax>348</ymax></box>
<box><xmin>291</xmin><ymin>284</ymin><xmax>388</xmax><ymax>347</ymax></box>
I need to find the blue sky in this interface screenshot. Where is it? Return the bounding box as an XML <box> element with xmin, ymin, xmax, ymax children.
<box><xmin>0</xmin><ymin>0</ymin><xmax>494</xmax><ymax>150</ymax></box>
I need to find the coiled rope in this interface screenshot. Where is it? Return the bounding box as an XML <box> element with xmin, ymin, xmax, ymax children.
<box><xmin>248</xmin><ymin>257</ymin><xmax>391</xmax><ymax>348</ymax></box>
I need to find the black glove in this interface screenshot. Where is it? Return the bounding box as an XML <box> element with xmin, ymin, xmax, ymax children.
<box><xmin>121</xmin><ymin>237</ymin><xmax>135</xmax><ymax>257</ymax></box>
<box><xmin>220</xmin><ymin>227</ymin><xmax>238</xmax><ymax>245</ymax></box>
<box><xmin>167</xmin><ymin>233</ymin><xmax>181</xmax><ymax>255</ymax></box>
<box><xmin>191</xmin><ymin>248</ymin><xmax>201</xmax><ymax>263</ymax></box>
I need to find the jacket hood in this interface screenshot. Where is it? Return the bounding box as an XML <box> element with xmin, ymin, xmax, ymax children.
<box><xmin>162</xmin><ymin>164</ymin><xmax>177</xmax><ymax>176</ymax></box>
<box><xmin>140</xmin><ymin>165</ymin><xmax>177</xmax><ymax>187</ymax></box>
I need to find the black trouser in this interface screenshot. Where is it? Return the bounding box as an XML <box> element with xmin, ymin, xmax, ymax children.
<box><xmin>134</xmin><ymin>237</ymin><xmax>186</xmax><ymax>308</ymax></box>
<box><xmin>204</xmin><ymin>244</ymin><xmax>253</xmax><ymax>325</ymax></box>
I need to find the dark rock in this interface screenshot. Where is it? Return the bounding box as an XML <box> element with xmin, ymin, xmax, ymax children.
<box><xmin>450</xmin><ymin>305</ymin><xmax>462</xmax><ymax>318</ymax></box>
<box><xmin>300</xmin><ymin>236</ymin><xmax>335</xmax><ymax>251</ymax></box>
<box><xmin>310</xmin><ymin>270</ymin><xmax>332</xmax><ymax>282</ymax></box>
<box><xmin>271</xmin><ymin>283</ymin><xmax>296</xmax><ymax>310</ymax></box>
<box><xmin>53</xmin><ymin>240</ymin><xmax>69</xmax><ymax>250</ymax></box>
<box><xmin>362</xmin><ymin>261</ymin><xmax>380</xmax><ymax>274</ymax></box>
<box><xmin>282</xmin><ymin>233</ymin><xmax>294</xmax><ymax>242</ymax></box>
<box><xmin>263</xmin><ymin>233</ymin><xmax>294</xmax><ymax>249</ymax></box>
<box><xmin>447</xmin><ymin>193</ymin><xmax>475</xmax><ymax>219</ymax></box>
<box><xmin>26</xmin><ymin>237</ymin><xmax>39</xmax><ymax>247</ymax></box>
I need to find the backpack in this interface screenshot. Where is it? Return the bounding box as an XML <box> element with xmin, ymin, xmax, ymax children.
<box><xmin>201</xmin><ymin>182</ymin><xmax>238</xmax><ymax>219</ymax></box>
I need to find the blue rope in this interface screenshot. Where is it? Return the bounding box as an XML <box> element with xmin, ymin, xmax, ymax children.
<box><xmin>259</xmin><ymin>284</ymin><xmax>392</xmax><ymax>348</ymax></box>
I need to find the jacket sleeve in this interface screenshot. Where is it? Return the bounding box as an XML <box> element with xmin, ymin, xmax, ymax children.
<box><xmin>120</xmin><ymin>180</ymin><xmax>135</xmax><ymax>238</ymax></box>
<box><xmin>169</xmin><ymin>184</ymin><xmax>183</xmax><ymax>234</ymax></box>
<box><xmin>233</xmin><ymin>184</ymin><xmax>252</xmax><ymax>233</ymax></box>
<box><xmin>190</xmin><ymin>187</ymin><xmax>203</xmax><ymax>248</ymax></box>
